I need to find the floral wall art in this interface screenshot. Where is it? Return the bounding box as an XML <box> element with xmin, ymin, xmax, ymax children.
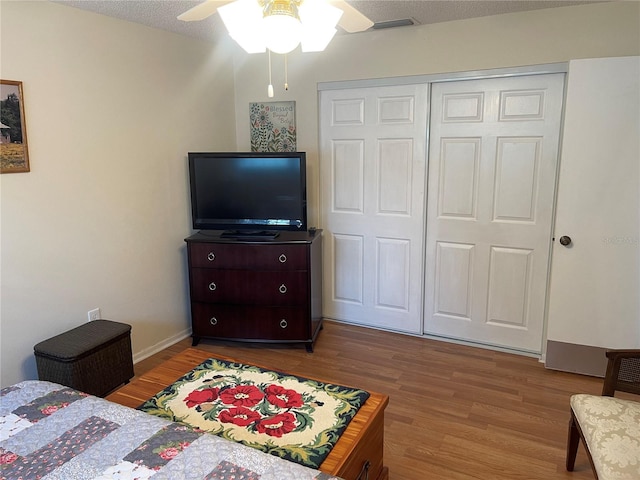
<box><xmin>250</xmin><ymin>101</ymin><xmax>296</xmax><ymax>152</ymax></box>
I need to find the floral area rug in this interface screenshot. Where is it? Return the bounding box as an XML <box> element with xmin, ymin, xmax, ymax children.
<box><xmin>137</xmin><ymin>357</ymin><xmax>370</xmax><ymax>469</ymax></box>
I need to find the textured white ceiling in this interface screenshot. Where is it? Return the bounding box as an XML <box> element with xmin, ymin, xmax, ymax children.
<box><xmin>52</xmin><ymin>0</ymin><xmax>609</xmax><ymax>43</ymax></box>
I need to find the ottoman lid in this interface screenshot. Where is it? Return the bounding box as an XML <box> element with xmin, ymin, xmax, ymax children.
<box><xmin>34</xmin><ymin>319</ymin><xmax>131</xmax><ymax>361</ymax></box>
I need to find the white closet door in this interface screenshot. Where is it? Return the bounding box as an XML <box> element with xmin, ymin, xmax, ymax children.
<box><xmin>424</xmin><ymin>74</ymin><xmax>565</xmax><ymax>353</ymax></box>
<box><xmin>319</xmin><ymin>84</ymin><xmax>429</xmax><ymax>334</ymax></box>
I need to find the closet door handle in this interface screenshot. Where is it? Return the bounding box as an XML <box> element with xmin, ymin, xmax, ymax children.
<box><xmin>559</xmin><ymin>236</ymin><xmax>572</xmax><ymax>246</ymax></box>
<box><xmin>279</xmin><ymin>284</ymin><xmax>287</xmax><ymax>294</ymax></box>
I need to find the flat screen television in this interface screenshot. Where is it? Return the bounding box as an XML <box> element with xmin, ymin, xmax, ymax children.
<box><xmin>188</xmin><ymin>151</ymin><xmax>307</xmax><ymax>238</ymax></box>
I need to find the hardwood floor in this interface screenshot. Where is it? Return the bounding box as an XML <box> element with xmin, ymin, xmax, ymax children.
<box><xmin>124</xmin><ymin>321</ymin><xmax>602</xmax><ymax>480</ymax></box>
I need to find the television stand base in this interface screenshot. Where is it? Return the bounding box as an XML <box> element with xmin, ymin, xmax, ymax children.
<box><xmin>220</xmin><ymin>230</ymin><xmax>280</xmax><ymax>241</ymax></box>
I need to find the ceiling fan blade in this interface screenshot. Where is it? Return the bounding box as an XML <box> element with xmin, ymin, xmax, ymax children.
<box><xmin>330</xmin><ymin>0</ymin><xmax>374</xmax><ymax>33</ymax></box>
<box><xmin>177</xmin><ymin>0</ymin><xmax>233</xmax><ymax>22</ymax></box>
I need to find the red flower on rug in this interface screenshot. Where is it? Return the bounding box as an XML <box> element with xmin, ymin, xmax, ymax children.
<box><xmin>264</xmin><ymin>384</ymin><xmax>304</xmax><ymax>409</ymax></box>
<box><xmin>219</xmin><ymin>385</ymin><xmax>264</xmax><ymax>408</ymax></box>
<box><xmin>218</xmin><ymin>406</ymin><xmax>263</xmax><ymax>427</ymax></box>
<box><xmin>185</xmin><ymin>387</ymin><xmax>219</xmax><ymax>407</ymax></box>
<box><xmin>256</xmin><ymin>412</ymin><xmax>297</xmax><ymax>438</ymax></box>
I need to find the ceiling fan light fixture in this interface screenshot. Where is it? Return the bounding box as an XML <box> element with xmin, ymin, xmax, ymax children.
<box><xmin>299</xmin><ymin>0</ymin><xmax>343</xmax><ymax>27</ymax></box>
<box><xmin>299</xmin><ymin>0</ymin><xmax>342</xmax><ymax>52</ymax></box>
<box><xmin>218</xmin><ymin>0</ymin><xmax>347</xmax><ymax>55</ymax></box>
<box><xmin>218</xmin><ymin>0</ymin><xmax>266</xmax><ymax>53</ymax></box>
<box><xmin>263</xmin><ymin>12</ymin><xmax>302</xmax><ymax>54</ymax></box>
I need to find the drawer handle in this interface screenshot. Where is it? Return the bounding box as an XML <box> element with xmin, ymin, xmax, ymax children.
<box><xmin>356</xmin><ymin>460</ymin><xmax>371</xmax><ymax>480</ymax></box>
<box><xmin>210</xmin><ymin>317</ymin><xmax>218</xmax><ymax>326</ymax></box>
<box><xmin>279</xmin><ymin>284</ymin><xmax>287</xmax><ymax>294</ymax></box>
<box><xmin>207</xmin><ymin>252</ymin><xmax>215</xmax><ymax>261</ymax></box>
<box><xmin>279</xmin><ymin>254</ymin><xmax>287</xmax><ymax>263</ymax></box>
<box><xmin>209</xmin><ymin>282</ymin><xmax>217</xmax><ymax>291</ymax></box>
<box><xmin>280</xmin><ymin>319</ymin><xmax>288</xmax><ymax>329</ymax></box>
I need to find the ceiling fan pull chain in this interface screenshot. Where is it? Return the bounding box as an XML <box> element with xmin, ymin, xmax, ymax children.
<box><xmin>267</xmin><ymin>49</ymin><xmax>274</xmax><ymax>98</ymax></box>
<box><xmin>284</xmin><ymin>53</ymin><xmax>289</xmax><ymax>91</ymax></box>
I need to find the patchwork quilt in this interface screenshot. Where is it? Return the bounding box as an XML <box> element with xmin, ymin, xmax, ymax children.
<box><xmin>0</xmin><ymin>381</ymin><xmax>342</xmax><ymax>480</ymax></box>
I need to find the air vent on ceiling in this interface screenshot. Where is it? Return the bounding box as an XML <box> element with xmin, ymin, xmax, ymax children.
<box><xmin>372</xmin><ymin>18</ymin><xmax>416</xmax><ymax>29</ymax></box>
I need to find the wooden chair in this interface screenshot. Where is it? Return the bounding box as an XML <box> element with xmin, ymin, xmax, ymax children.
<box><xmin>567</xmin><ymin>349</ymin><xmax>640</xmax><ymax>479</ymax></box>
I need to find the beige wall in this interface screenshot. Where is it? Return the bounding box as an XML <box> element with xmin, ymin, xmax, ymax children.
<box><xmin>1</xmin><ymin>1</ymin><xmax>638</xmax><ymax>387</ymax></box>
<box><xmin>0</xmin><ymin>1</ymin><xmax>236</xmax><ymax>387</ymax></box>
<box><xmin>231</xmin><ymin>1</ymin><xmax>640</xmax><ymax>225</ymax></box>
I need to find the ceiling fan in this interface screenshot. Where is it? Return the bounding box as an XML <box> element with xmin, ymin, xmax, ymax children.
<box><xmin>179</xmin><ymin>0</ymin><xmax>373</xmax><ymax>97</ymax></box>
<box><xmin>177</xmin><ymin>0</ymin><xmax>374</xmax><ymax>53</ymax></box>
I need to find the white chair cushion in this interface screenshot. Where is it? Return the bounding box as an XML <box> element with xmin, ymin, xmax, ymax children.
<box><xmin>571</xmin><ymin>394</ymin><xmax>640</xmax><ymax>480</ymax></box>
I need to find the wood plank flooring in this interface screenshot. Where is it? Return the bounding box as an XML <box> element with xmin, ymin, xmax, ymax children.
<box><xmin>122</xmin><ymin>321</ymin><xmax>602</xmax><ymax>480</ymax></box>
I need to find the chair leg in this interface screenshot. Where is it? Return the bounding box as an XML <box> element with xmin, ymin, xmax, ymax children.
<box><xmin>566</xmin><ymin>411</ymin><xmax>581</xmax><ymax>471</ymax></box>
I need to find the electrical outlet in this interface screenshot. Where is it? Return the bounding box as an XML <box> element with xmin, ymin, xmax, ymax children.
<box><xmin>88</xmin><ymin>308</ymin><xmax>101</xmax><ymax>322</ymax></box>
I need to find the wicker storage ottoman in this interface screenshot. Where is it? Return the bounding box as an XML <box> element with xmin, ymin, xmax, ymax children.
<box><xmin>34</xmin><ymin>319</ymin><xmax>134</xmax><ymax>397</ymax></box>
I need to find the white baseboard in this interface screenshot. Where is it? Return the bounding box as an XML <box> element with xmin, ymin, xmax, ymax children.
<box><xmin>132</xmin><ymin>328</ymin><xmax>192</xmax><ymax>364</ymax></box>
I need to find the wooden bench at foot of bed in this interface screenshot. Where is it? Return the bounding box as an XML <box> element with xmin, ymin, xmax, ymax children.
<box><xmin>106</xmin><ymin>348</ymin><xmax>389</xmax><ymax>480</ymax></box>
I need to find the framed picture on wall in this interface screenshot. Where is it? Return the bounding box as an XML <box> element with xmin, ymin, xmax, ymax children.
<box><xmin>1</xmin><ymin>79</ymin><xmax>30</xmax><ymax>173</ymax></box>
<box><xmin>250</xmin><ymin>101</ymin><xmax>296</xmax><ymax>152</ymax></box>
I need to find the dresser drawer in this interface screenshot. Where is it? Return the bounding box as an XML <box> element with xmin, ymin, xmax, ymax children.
<box><xmin>190</xmin><ymin>269</ymin><xmax>308</xmax><ymax>305</ymax></box>
<box><xmin>191</xmin><ymin>303</ymin><xmax>309</xmax><ymax>340</ymax></box>
<box><xmin>189</xmin><ymin>243</ymin><xmax>308</xmax><ymax>270</ymax></box>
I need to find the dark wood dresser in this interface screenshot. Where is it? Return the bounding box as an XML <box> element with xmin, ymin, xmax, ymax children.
<box><xmin>185</xmin><ymin>230</ymin><xmax>323</xmax><ymax>351</ymax></box>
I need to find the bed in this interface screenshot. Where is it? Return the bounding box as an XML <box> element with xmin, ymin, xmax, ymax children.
<box><xmin>0</xmin><ymin>380</ymin><xmax>341</xmax><ymax>480</ymax></box>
